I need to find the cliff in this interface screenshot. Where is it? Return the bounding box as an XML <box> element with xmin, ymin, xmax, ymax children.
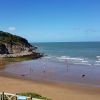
<box><xmin>0</xmin><ymin>31</ymin><xmax>42</xmax><ymax>58</ymax></box>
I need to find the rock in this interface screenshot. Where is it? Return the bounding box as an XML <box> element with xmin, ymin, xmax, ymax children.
<box><xmin>0</xmin><ymin>31</ymin><xmax>43</xmax><ymax>58</ymax></box>
<box><xmin>0</xmin><ymin>43</ymin><xmax>9</xmax><ymax>54</ymax></box>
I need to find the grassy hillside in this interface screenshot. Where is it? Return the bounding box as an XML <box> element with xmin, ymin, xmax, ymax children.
<box><xmin>0</xmin><ymin>31</ymin><xmax>32</xmax><ymax>47</ymax></box>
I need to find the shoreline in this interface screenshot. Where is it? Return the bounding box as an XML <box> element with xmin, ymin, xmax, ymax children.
<box><xmin>0</xmin><ymin>66</ymin><xmax>100</xmax><ymax>100</ymax></box>
<box><xmin>0</xmin><ymin>52</ymin><xmax>43</xmax><ymax>68</ymax></box>
<box><xmin>4</xmin><ymin>57</ymin><xmax>100</xmax><ymax>87</ymax></box>
<box><xmin>0</xmin><ymin>70</ymin><xmax>100</xmax><ymax>91</ymax></box>
<box><xmin>0</xmin><ymin>73</ymin><xmax>100</xmax><ymax>100</ymax></box>
<box><xmin>0</xmin><ymin>57</ymin><xmax>100</xmax><ymax>100</ymax></box>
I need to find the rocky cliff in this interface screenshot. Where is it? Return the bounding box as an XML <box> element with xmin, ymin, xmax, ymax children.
<box><xmin>0</xmin><ymin>31</ymin><xmax>42</xmax><ymax>58</ymax></box>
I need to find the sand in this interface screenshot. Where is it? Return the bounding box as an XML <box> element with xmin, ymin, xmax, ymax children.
<box><xmin>0</xmin><ymin>74</ymin><xmax>100</xmax><ymax>100</ymax></box>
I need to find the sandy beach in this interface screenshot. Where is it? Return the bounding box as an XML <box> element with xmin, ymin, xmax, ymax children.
<box><xmin>0</xmin><ymin>72</ymin><xmax>100</xmax><ymax>100</ymax></box>
<box><xmin>0</xmin><ymin>58</ymin><xmax>100</xmax><ymax>100</ymax></box>
<box><xmin>0</xmin><ymin>0</ymin><xmax>100</xmax><ymax>99</ymax></box>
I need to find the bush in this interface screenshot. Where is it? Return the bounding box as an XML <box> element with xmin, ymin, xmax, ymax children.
<box><xmin>16</xmin><ymin>92</ymin><xmax>51</xmax><ymax>100</ymax></box>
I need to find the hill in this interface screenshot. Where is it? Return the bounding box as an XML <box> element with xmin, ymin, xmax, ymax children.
<box><xmin>0</xmin><ymin>31</ymin><xmax>42</xmax><ymax>58</ymax></box>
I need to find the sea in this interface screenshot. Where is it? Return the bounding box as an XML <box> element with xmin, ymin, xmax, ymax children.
<box><xmin>4</xmin><ymin>42</ymin><xmax>100</xmax><ymax>87</ymax></box>
<box><xmin>33</xmin><ymin>42</ymin><xmax>100</xmax><ymax>65</ymax></box>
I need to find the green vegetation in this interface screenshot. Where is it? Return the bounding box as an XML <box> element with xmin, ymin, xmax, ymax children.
<box><xmin>0</xmin><ymin>31</ymin><xmax>32</xmax><ymax>47</ymax></box>
<box><xmin>0</xmin><ymin>92</ymin><xmax>51</xmax><ymax>100</ymax></box>
<box><xmin>4</xmin><ymin>56</ymin><xmax>33</xmax><ymax>62</ymax></box>
<box><xmin>16</xmin><ymin>92</ymin><xmax>51</xmax><ymax>100</ymax></box>
<box><xmin>0</xmin><ymin>53</ymin><xmax>42</xmax><ymax>65</ymax></box>
<box><xmin>4</xmin><ymin>54</ymin><xmax>41</xmax><ymax>62</ymax></box>
<box><xmin>0</xmin><ymin>31</ymin><xmax>43</xmax><ymax>65</ymax></box>
<box><xmin>0</xmin><ymin>56</ymin><xmax>33</xmax><ymax>67</ymax></box>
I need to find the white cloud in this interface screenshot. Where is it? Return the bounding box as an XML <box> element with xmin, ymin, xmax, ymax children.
<box><xmin>8</xmin><ymin>27</ymin><xmax>16</xmax><ymax>31</ymax></box>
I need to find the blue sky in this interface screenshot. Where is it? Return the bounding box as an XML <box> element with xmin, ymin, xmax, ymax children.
<box><xmin>0</xmin><ymin>0</ymin><xmax>100</xmax><ymax>42</ymax></box>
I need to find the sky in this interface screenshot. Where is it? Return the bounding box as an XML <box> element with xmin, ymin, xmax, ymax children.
<box><xmin>0</xmin><ymin>0</ymin><xmax>100</xmax><ymax>42</ymax></box>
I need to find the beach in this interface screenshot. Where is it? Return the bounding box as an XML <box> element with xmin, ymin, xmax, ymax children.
<box><xmin>0</xmin><ymin>42</ymin><xmax>100</xmax><ymax>100</ymax></box>
<box><xmin>0</xmin><ymin>0</ymin><xmax>100</xmax><ymax>99</ymax></box>
<box><xmin>0</xmin><ymin>72</ymin><xmax>100</xmax><ymax>100</ymax></box>
<box><xmin>0</xmin><ymin>58</ymin><xmax>100</xmax><ymax>100</ymax></box>
<box><xmin>4</xmin><ymin>58</ymin><xmax>100</xmax><ymax>87</ymax></box>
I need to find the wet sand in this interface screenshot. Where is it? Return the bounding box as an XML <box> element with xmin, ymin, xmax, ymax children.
<box><xmin>0</xmin><ymin>72</ymin><xmax>100</xmax><ymax>100</ymax></box>
<box><xmin>4</xmin><ymin>58</ymin><xmax>100</xmax><ymax>87</ymax></box>
<box><xmin>0</xmin><ymin>58</ymin><xmax>100</xmax><ymax>100</ymax></box>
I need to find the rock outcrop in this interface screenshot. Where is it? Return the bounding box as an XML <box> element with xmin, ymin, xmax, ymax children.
<box><xmin>0</xmin><ymin>44</ymin><xmax>8</xmax><ymax>54</ymax></box>
<box><xmin>0</xmin><ymin>31</ymin><xmax>42</xmax><ymax>58</ymax></box>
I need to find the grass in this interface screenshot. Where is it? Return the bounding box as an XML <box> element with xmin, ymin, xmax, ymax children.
<box><xmin>16</xmin><ymin>92</ymin><xmax>51</xmax><ymax>100</ymax></box>
<box><xmin>0</xmin><ymin>53</ymin><xmax>42</xmax><ymax>65</ymax></box>
<box><xmin>4</xmin><ymin>56</ymin><xmax>33</xmax><ymax>62</ymax></box>
<box><xmin>5</xmin><ymin>54</ymin><xmax>41</xmax><ymax>62</ymax></box>
<box><xmin>0</xmin><ymin>55</ymin><xmax>39</xmax><ymax>70</ymax></box>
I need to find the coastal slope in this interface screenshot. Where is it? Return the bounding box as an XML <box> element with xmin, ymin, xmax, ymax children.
<box><xmin>0</xmin><ymin>31</ymin><xmax>42</xmax><ymax>58</ymax></box>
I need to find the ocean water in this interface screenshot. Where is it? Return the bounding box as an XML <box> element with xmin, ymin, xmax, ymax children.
<box><xmin>33</xmin><ymin>42</ymin><xmax>100</xmax><ymax>65</ymax></box>
<box><xmin>4</xmin><ymin>42</ymin><xmax>100</xmax><ymax>87</ymax></box>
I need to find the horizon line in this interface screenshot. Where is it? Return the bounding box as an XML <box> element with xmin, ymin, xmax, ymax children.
<box><xmin>30</xmin><ymin>41</ymin><xmax>100</xmax><ymax>43</ymax></box>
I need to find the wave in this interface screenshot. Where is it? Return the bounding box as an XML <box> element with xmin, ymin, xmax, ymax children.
<box><xmin>73</xmin><ymin>63</ymin><xmax>91</xmax><ymax>65</ymax></box>
<box><xmin>43</xmin><ymin>55</ymin><xmax>100</xmax><ymax>66</ymax></box>
<box><xmin>96</xmin><ymin>56</ymin><xmax>100</xmax><ymax>61</ymax></box>
<box><xmin>94</xmin><ymin>60</ymin><xmax>100</xmax><ymax>66</ymax></box>
<box><xmin>94</xmin><ymin>64</ymin><xmax>100</xmax><ymax>66</ymax></box>
<box><xmin>95</xmin><ymin>61</ymin><xmax>100</xmax><ymax>62</ymax></box>
<box><xmin>43</xmin><ymin>55</ymin><xmax>91</xmax><ymax>65</ymax></box>
<box><xmin>56</xmin><ymin>56</ymin><xmax>84</xmax><ymax>61</ymax></box>
<box><xmin>96</xmin><ymin>56</ymin><xmax>100</xmax><ymax>58</ymax></box>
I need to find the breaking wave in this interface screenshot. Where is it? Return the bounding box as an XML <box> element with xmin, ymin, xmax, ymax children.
<box><xmin>43</xmin><ymin>55</ymin><xmax>100</xmax><ymax>66</ymax></box>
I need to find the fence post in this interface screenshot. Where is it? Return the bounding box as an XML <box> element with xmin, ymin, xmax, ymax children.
<box><xmin>2</xmin><ymin>92</ymin><xmax>4</xmax><ymax>100</ymax></box>
<box><xmin>30</xmin><ymin>95</ymin><xmax>32</xmax><ymax>100</ymax></box>
<box><xmin>0</xmin><ymin>93</ymin><xmax>1</xmax><ymax>100</ymax></box>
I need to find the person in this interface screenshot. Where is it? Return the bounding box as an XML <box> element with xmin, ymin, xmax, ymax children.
<box><xmin>81</xmin><ymin>74</ymin><xmax>85</xmax><ymax>78</ymax></box>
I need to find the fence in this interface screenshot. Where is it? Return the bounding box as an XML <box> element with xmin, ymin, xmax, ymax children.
<box><xmin>0</xmin><ymin>92</ymin><xmax>43</xmax><ymax>100</ymax></box>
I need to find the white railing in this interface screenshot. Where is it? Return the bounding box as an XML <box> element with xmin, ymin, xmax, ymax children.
<box><xmin>0</xmin><ymin>92</ymin><xmax>43</xmax><ymax>100</ymax></box>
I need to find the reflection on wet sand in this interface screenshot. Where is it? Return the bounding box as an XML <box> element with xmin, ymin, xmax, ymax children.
<box><xmin>4</xmin><ymin>58</ymin><xmax>100</xmax><ymax>87</ymax></box>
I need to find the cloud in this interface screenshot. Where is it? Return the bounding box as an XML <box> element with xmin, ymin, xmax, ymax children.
<box><xmin>8</xmin><ymin>27</ymin><xmax>16</xmax><ymax>31</ymax></box>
